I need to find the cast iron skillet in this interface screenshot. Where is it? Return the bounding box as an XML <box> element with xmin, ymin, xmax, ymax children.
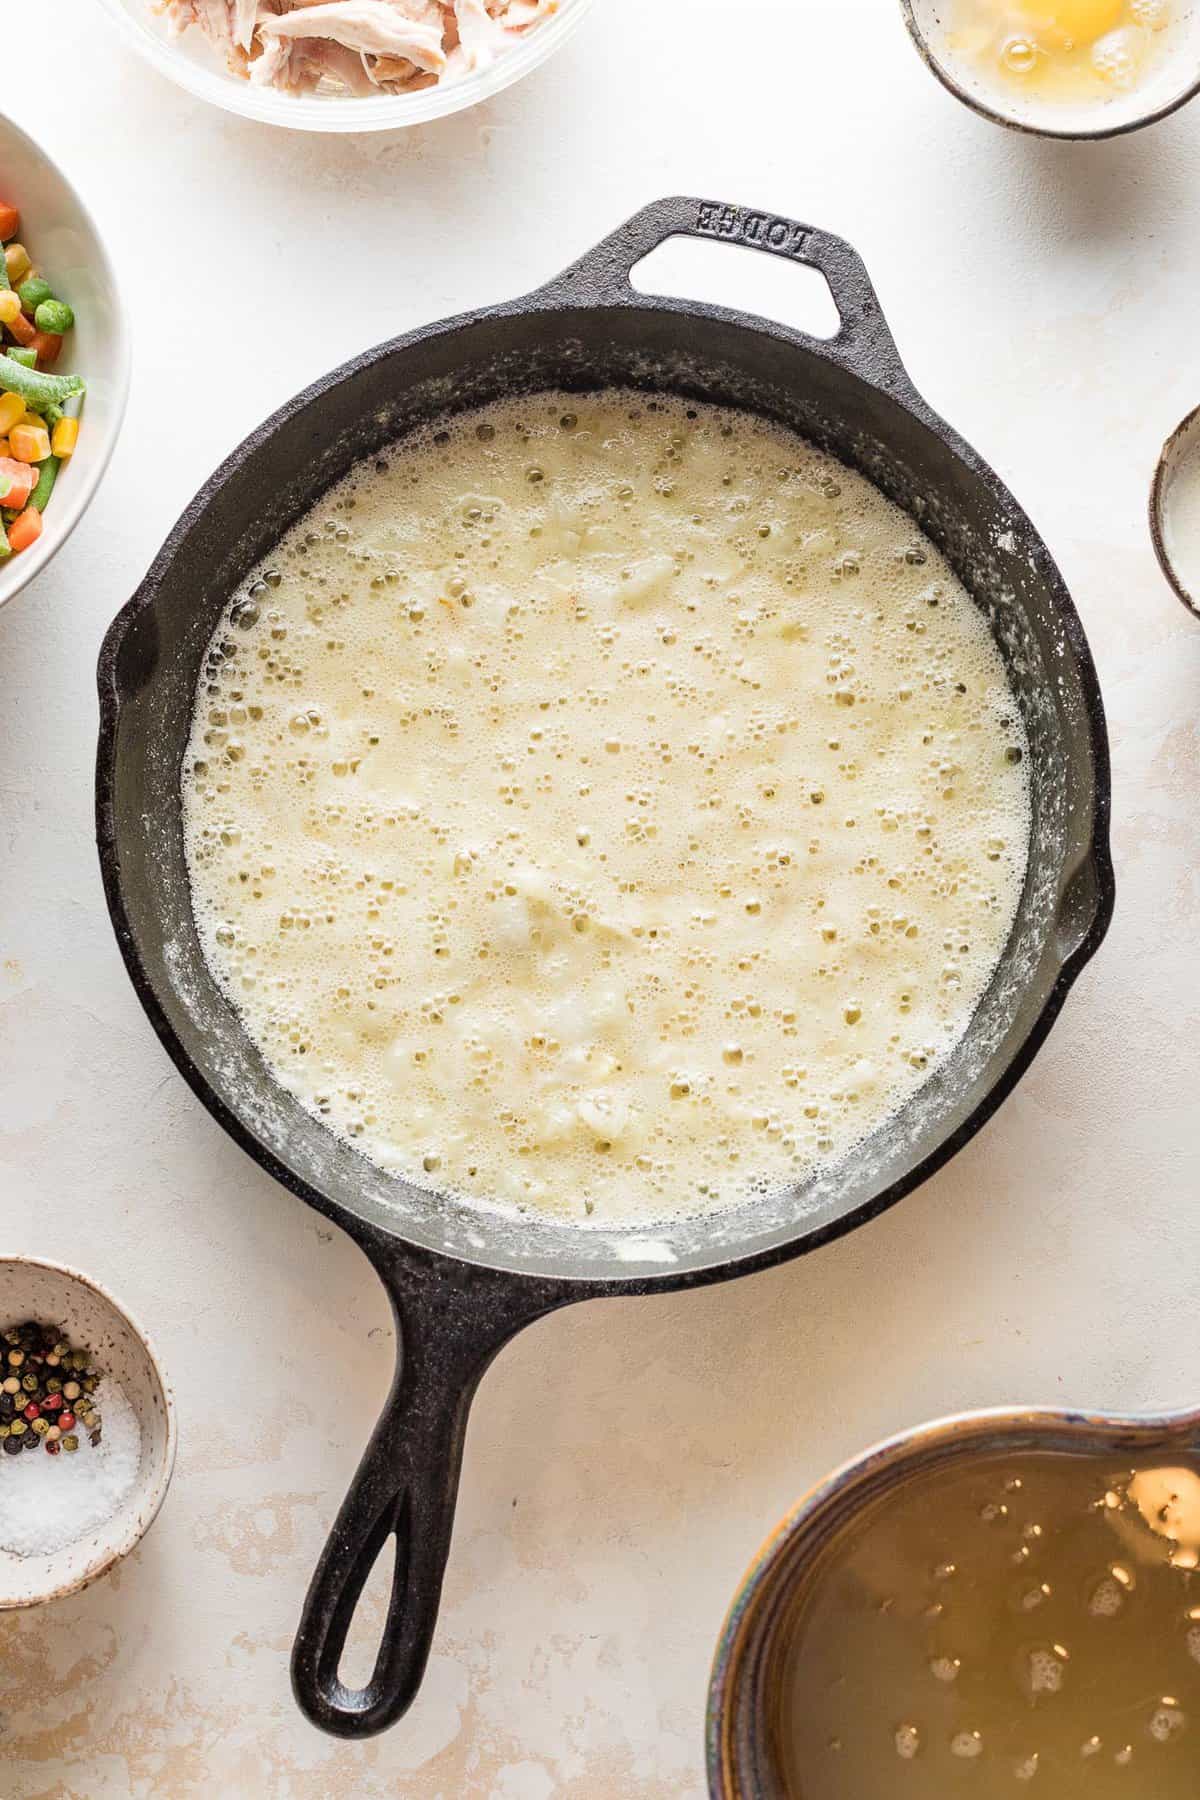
<box><xmin>95</xmin><ymin>196</ymin><xmax>1114</xmax><ymax>1739</ymax></box>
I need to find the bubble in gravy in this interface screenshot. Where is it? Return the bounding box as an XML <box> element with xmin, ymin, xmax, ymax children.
<box><xmin>182</xmin><ymin>391</ymin><xmax>1031</xmax><ymax>1226</ymax></box>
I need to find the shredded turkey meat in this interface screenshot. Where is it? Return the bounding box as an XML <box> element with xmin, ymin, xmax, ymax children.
<box><xmin>164</xmin><ymin>0</ymin><xmax>562</xmax><ymax>96</ymax></box>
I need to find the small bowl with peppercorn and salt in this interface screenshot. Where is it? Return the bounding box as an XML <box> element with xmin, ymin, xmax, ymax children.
<box><xmin>0</xmin><ymin>1258</ymin><xmax>176</xmax><ymax>1608</ymax></box>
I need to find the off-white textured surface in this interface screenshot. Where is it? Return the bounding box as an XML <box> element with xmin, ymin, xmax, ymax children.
<box><xmin>1</xmin><ymin>0</ymin><xmax>1198</xmax><ymax>1792</ymax></box>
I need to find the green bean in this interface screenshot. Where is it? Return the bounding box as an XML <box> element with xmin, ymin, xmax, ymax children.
<box><xmin>0</xmin><ymin>518</ymin><xmax>10</xmax><ymax>559</ymax></box>
<box><xmin>34</xmin><ymin>298</ymin><xmax>73</xmax><ymax>335</ymax></box>
<box><xmin>1</xmin><ymin>352</ymin><xmax>84</xmax><ymax>408</ymax></box>
<box><xmin>18</xmin><ymin>277</ymin><xmax>51</xmax><ymax>313</ymax></box>
<box><xmin>43</xmin><ymin>403</ymin><xmax>63</xmax><ymax>430</ymax></box>
<box><xmin>5</xmin><ymin>347</ymin><xmax>36</xmax><ymax>370</ymax></box>
<box><xmin>29</xmin><ymin>456</ymin><xmax>59</xmax><ymax>514</ymax></box>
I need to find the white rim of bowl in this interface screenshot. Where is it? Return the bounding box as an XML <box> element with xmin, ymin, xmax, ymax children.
<box><xmin>899</xmin><ymin>0</ymin><xmax>1200</xmax><ymax>141</ymax></box>
<box><xmin>93</xmin><ymin>0</ymin><xmax>598</xmax><ymax>132</ymax></box>
<box><xmin>1150</xmin><ymin>400</ymin><xmax>1200</xmax><ymax>619</ymax></box>
<box><xmin>0</xmin><ymin>112</ymin><xmax>132</xmax><ymax>614</ymax></box>
<box><xmin>0</xmin><ymin>1255</ymin><xmax>178</xmax><ymax>1608</ymax></box>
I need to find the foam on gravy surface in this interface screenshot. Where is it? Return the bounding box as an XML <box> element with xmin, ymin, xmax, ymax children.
<box><xmin>182</xmin><ymin>392</ymin><xmax>1030</xmax><ymax>1225</ymax></box>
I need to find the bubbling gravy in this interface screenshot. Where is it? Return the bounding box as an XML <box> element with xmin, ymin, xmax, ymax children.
<box><xmin>182</xmin><ymin>392</ymin><xmax>1030</xmax><ymax>1226</ymax></box>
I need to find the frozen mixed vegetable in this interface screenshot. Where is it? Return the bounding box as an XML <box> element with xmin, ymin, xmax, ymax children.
<box><xmin>0</xmin><ymin>200</ymin><xmax>86</xmax><ymax>562</ymax></box>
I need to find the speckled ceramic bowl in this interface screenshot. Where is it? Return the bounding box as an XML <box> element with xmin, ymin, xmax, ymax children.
<box><xmin>1151</xmin><ymin>401</ymin><xmax>1200</xmax><ymax>619</ymax></box>
<box><xmin>0</xmin><ymin>1258</ymin><xmax>176</xmax><ymax>1608</ymax></box>
<box><xmin>901</xmin><ymin>0</ymin><xmax>1200</xmax><ymax>140</ymax></box>
<box><xmin>707</xmin><ymin>1400</ymin><xmax>1200</xmax><ymax>1795</ymax></box>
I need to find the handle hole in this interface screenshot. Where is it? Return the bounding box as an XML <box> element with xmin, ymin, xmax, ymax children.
<box><xmin>629</xmin><ymin>237</ymin><xmax>841</xmax><ymax>341</ymax></box>
<box><xmin>337</xmin><ymin>1526</ymin><xmax>399</xmax><ymax>1692</ymax></box>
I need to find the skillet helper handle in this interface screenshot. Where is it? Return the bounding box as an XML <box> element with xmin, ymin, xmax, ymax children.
<box><xmin>291</xmin><ymin>1255</ymin><xmax>565</xmax><ymax>1738</ymax></box>
<box><xmin>546</xmin><ymin>194</ymin><xmax>910</xmax><ymax>390</ymax></box>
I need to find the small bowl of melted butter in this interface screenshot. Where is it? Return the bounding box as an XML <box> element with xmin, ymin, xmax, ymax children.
<box><xmin>709</xmin><ymin>1405</ymin><xmax>1200</xmax><ymax>1796</ymax></box>
<box><xmin>902</xmin><ymin>0</ymin><xmax>1200</xmax><ymax>137</ymax></box>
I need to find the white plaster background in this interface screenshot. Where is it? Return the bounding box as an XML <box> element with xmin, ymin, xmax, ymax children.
<box><xmin>2</xmin><ymin>0</ymin><xmax>1199</xmax><ymax>1791</ymax></box>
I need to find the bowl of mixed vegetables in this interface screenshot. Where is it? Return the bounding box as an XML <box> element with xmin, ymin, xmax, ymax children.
<box><xmin>0</xmin><ymin>115</ymin><xmax>129</xmax><ymax>613</ymax></box>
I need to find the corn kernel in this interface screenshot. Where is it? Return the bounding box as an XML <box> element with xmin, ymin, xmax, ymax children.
<box><xmin>51</xmin><ymin>416</ymin><xmax>78</xmax><ymax>458</ymax></box>
<box><xmin>0</xmin><ymin>290</ymin><xmax>20</xmax><ymax>327</ymax></box>
<box><xmin>0</xmin><ymin>392</ymin><xmax>24</xmax><ymax>435</ymax></box>
<box><xmin>4</xmin><ymin>244</ymin><xmax>31</xmax><ymax>285</ymax></box>
<box><xmin>0</xmin><ymin>440</ymin><xmax>10</xmax><ymax>460</ymax></box>
<box><xmin>9</xmin><ymin>421</ymin><xmax>50</xmax><ymax>464</ymax></box>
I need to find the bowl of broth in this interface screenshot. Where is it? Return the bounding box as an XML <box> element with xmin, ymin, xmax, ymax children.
<box><xmin>709</xmin><ymin>1403</ymin><xmax>1200</xmax><ymax>1795</ymax></box>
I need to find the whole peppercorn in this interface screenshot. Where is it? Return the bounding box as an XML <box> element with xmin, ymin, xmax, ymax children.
<box><xmin>0</xmin><ymin>1322</ymin><xmax>102</xmax><ymax>1466</ymax></box>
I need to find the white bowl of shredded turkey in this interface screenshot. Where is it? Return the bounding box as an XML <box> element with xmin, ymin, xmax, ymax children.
<box><xmin>96</xmin><ymin>0</ymin><xmax>596</xmax><ymax>129</ymax></box>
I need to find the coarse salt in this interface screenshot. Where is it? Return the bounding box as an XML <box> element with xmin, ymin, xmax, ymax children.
<box><xmin>0</xmin><ymin>1378</ymin><xmax>142</xmax><ymax>1558</ymax></box>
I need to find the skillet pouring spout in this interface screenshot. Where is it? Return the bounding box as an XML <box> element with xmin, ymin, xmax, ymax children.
<box><xmin>95</xmin><ymin>196</ymin><xmax>1112</xmax><ymax>1737</ymax></box>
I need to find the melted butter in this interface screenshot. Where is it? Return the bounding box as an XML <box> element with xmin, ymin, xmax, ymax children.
<box><xmin>182</xmin><ymin>392</ymin><xmax>1029</xmax><ymax>1226</ymax></box>
<box><xmin>945</xmin><ymin>0</ymin><xmax>1172</xmax><ymax>103</ymax></box>
<box><xmin>777</xmin><ymin>1449</ymin><xmax>1200</xmax><ymax>1796</ymax></box>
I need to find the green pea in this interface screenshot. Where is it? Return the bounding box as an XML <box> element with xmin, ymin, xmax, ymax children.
<box><xmin>17</xmin><ymin>276</ymin><xmax>51</xmax><ymax>313</ymax></box>
<box><xmin>34</xmin><ymin>298</ymin><xmax>73</xmax><ymax>335</ymax></box>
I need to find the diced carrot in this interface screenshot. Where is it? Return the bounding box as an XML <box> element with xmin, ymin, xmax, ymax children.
<box><xmin>0</xmin><ymin>205</ymin><xmax>18</xmax><ymax>243</ymax></box>
<box><xmin>30</xmin><ymin>332</ymin><xmax>62</xmax><ymax>369</ymax></box>
<box><xmin>0</xmin><ymin>458</ymin><xmax>37</xmax><ymax>508</ymax></box>
<box><xmin>7</xmin><ymin>507</ymin><xmax>42</xmax><ymax>553</ymax></box>
<box><xmin>5</xmin><ymin>310</ymin><xmax>35</xmax><ymax>347</ymax></box>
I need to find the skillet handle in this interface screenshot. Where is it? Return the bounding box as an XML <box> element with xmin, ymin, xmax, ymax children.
<box><xmin>291</xmin><ymin>1245</ymin><xmax>570</xmax><ymax>1738</ymax></box>
<box><xmin>542</xmin><ymin>194</ymin><xmax>911</xmax><ymax>392</ymax></box>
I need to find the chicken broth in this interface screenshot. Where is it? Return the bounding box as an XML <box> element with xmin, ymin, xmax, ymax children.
<box><xmin>182</xmin><ymin>391</ymin><xmax>1030</xmax><ymax>1225</ymax></box>
<box><xmin>776</xmin><ymin>1448</ymin><xmax>1200</xmax><ymax>1796</ymax></box>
